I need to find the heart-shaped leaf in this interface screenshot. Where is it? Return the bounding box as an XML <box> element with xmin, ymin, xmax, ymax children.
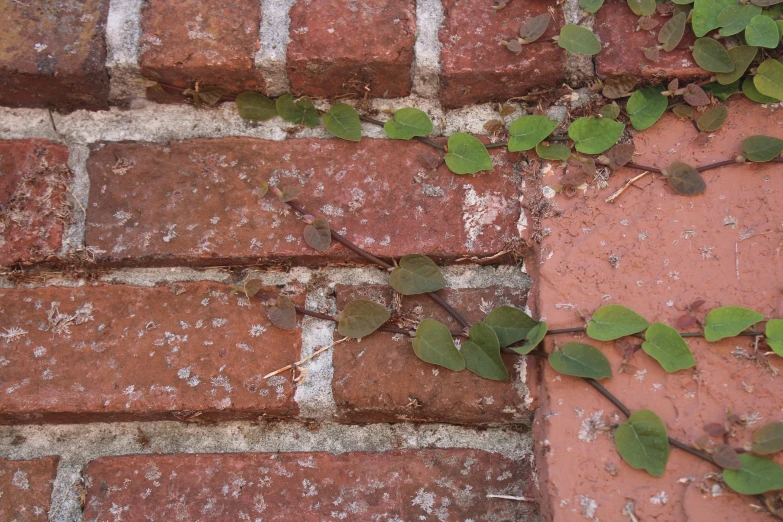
<box><xmin>626</xmin><ymin>86</ymin><xmax>668</xmax><ymax>130</ymax></box>
<box><xmin>692</xmin><ymin>38</ymin><xmax>734</xmax><ymax>73</ymax></box>
<box><xmin>276</xmin><ymin>94</ymin><xmax>320</xmax><ymax>127</ymax></box>
<box><xmin>337</xmin><ymin>299</ymin><xmax>390</xmax><ymax>339</ymax></box>
<box><xmin>461</xmin><ymin>322</ymin><xmax>508</xmax><ymax>381</ymax></box>
<box><xmin>412</xmin><ymin>318</ymin><xmax>465</xmax><ymax>371</ymax></box>
<box><xmin>723</xmin><ymin>454</ymin><xmax>783</xmax><ymax>494</ymax></box>
<box><xmin>508</xmin><ymin>115</ymin><xmax>559</xmax><ymax>151</ymax></box>
<box><xmin>627</xmin><ymin>0</ymin><xmax>656</xmax><ymax>16</ymax></box>
<box><xmin>712</xmin><ymin>444</ymin><xmax>743</xmax><ymax>470</ymax></box>
<box><xmin>659</xmin><ymin>12</ymin><xmax>687</xmax><ymax>51</ymax></box>
<box><xmin>278</xmin><ymin>185</ymin><xmax>301</xmax><ymax>202</ymax></box>
<box><xmin>389</xmin><ymin>254</ymin><xmax>446</xmax><ymax>295</ymax></box>
<box><xmin>673</xmin><ymin>104</ymin><xmax>695</xmax><ymax>120</ymax></box>
<box><xmin>579</xmin><ymin>0</ymin><xmax>604</xmax><ymax>14</ymax></box>
<box><xmin>696</xmin><ymin>105</ymin><xmax>728</xmax><ymax>132</ymax></box>
<box><xmin>185</xmin><ymin>86</ymin><xmax>225</xmax><ymax>107</ymax></box>
<box><xmin>519</xmin><ymin>13</ymin><xmax>551</xmax><ymax>43</ymax></box>
<box><xmin>765</xmin><ymin>318</ymin><xmax>783</xmax><ymax>356</ymax></box>
<box><xmin>602</xmin><ymin>75</ymin><xmax>638</xmax><ymax>99</ymax></box>
<box><xmin>742</xmin><ymin>135</ymin><xmax>783</xmax><ymax>162</ymax></box>
<box><xmin>548</xmin><ymin>342</ymin><xmax>613</xmax><ymax>379</ymax></box>
<box><xmin>692</xmin><ymin>0</ymin><xmax>735</xmax><ymax>37</ymax></box>
<box><xmin>704</xmin><ymin>306</ymin><xmax>765</xmax><ymax>341</ymax></box>
<box><xmin>744</xmin><ymin>75</ymin><xmax>783</xmax><ymax>103</ymax></box>
<box><xmin>303</xmin><ymin>216</ymin><xmax>331</xmax><ymax>251</ymax></box>
<box><xmin>384</xmin><ymin>108</ymin><xmax>433</xmax><ymax>140</ymax></box>
<box><xmin>716</xmin><ymin>46</ymin><xmax>758</xmax><ymax>85</ymax></box>
<box><xmin>323</xmin><ymin>103</ymin><xmax>362</xmax><ymax>141</ymax></box>
<box><xmin>599</xmin><ymin>104</ymin><xmax>621</xmax><ymax>119</ymax></box>
<box><xmin>235</xmin><ymin>92</ymin><xmax>278</xmax><ymax>121</ymax></box>
<box><xmin>511</xmin><ymin>320</ymin><xmax>548</xmax><ymax>355</ymax></box>
<box><xmin>568</xmin><ymin>117</ymin><xmax>625</xmax><ymax>154</ymax></box>
<box><xmin>745</xmin><ymin>15</ymin><xmax>780</xmax><ymax>48</ymax></box>
<box><xmin>683</xmin><ymin>83</ymin><xmax>711</xmax><ymax>106</ymax></box>
<box><xmin>754</xmin><ymin>59</ymin><xmax>783</xmax><ymax>100</ymax></box>
<box><xmin>703</xmin><ymin>80</ymin><xmax>741</xmax><ymax>100</ymax></box>
<box><xmin>642</xmin><ymin>322</ymin><xmax>696</xmax><ymax>372</ymax></box>
<box><xmin>752</xmin><ymin>421</ymin><xmax>783</xmax><ymax>454</ymax></box>
<box><xmin>485</xmin><ymin>306</ymin><xmax>539</xmax><ymax>347</ymax></box>
<box><xmin>615</xmin><ymin>409</ymin><xmax>670</xmax><ymax>477</ymax></box>
<box><xmin>587</xmin><ymin>304</ymin><xmax>650</xmax><ymax>341</ymax></box>
<box><xmin>267</xmin><ymin>296</ymin><xmax>297</xmax><ymax>330</ymax></box>
<box><xmin>557</xmin><ymin>24</ymin><xmax>601</xmax><ymax>55</ymax></box>
<box><xmin>667</xmin><ymin>161</ymin><xmax>706</xmax><ymax>195</ymax></box>
<box><xmin>243</xmin><ymin>279</ymin><xmax>264</xmax><ymax>298</ymax></box>
<box><xmin>605</xmin><ymin>143</ymin><xmax>635</xmax><ymax>168</ymax></box>
<box><xmin>718</xmin><ymin>4</ymin><xmax>762</xmax><ymax>36</ymax></box>
<box><xmin>535</xmin><ymin>142</ymin><xmax>571</xmax><ymax>161</ymax></box>
<box><xmin>445</xmin><ymin>132</ymin><xmax>493</xmax><ymax>175</ymax></box>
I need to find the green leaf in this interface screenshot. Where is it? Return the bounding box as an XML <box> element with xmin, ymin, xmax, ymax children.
<box><xmin>303</xmin><ymin>216</ymin><xmax>331</xmax><ymax>252</ymax></box>
<box><xmin>717</xmin><ymin>4</ymin><xmax>762</xmax><ymax>36</ymax></box>
<box><xmin>235</xmin><ymin>92</ymin><xmax>278</xmax><ymax>121</ymax></box>
<box><xmin>627</xmin><ymin>0</ymin><xmax>656</xmax><ymax>16</ymax></box>
<box><xmin>587</xmin><ymin>304</ymin><xmax>651</xmax><ymax>341</ymax></box>
<box><xmin>723</xmin><ymin>454</ymin><xmax>783</xmax><ymax>494</ymax></box>
<box><xmin>692</xmin><ymin>38</ymin><xmax>734</xmax><ymax>73</ymax></box>
<box><xmin>508</xmin><ymin>115</ymin><xmax>559</xmax><ymax>152</ymax></box>
<box><xmin>745</xmin><ymin>15</ymin><xmax>780</xmax><ymax>47</ymax></box>
<box><xmin>485</xmin><ymin>306</ymin><xmax>539</xmax><ymax>347</ymax></box>
<box><xmin>703</xmin><ymin>306</ymin><xmax>765</xmax><ymax>341</ymax></box>
<box><xmin>702</xmin><ymin>80</ymin><xmax>740</xmax><ymax>100</ymax></box>
<box><xmin>754</xmin><ymin>59</ymin><xmax>783</xmax><ymax>100</ymax></box>
<box><xmin>696</xmin><ymin>105</ymin><xmax>728</xmax><ymax>132</ymax></box>
<box><xmin>615</xmin><ymin>410</ymin><xmax>670</xmax><ymax>477</ymax></box>
<box><xmin>744</xmin><ymin>75</ymin><xmax>783</xmax><ymax>103</ymax></box>
<box><xmin>384</xmin><ymin>108</ymin><xmax>433</xmax><ymax>140</ymax></box>
<box><xmin>512</xmin><ymin>320</ymin><xmax>548</xmax><ymax>355</ymax></box>
<box><xmin>673</xmin><ymin>104</ymin><xmax>695</xmax><ymax>120</ymax></box>
<box><xmin>642</xmin><ymin>323</ymin><xmax>696</xmax><ymax>372</ymax></box>
<box><xmin>599</xmin><ymin>104</ymin><xmax>620</xmax><ymax>119</ymax></box>
<box><xmin>741</xmin><ymin>135</ymin><xmax>783</xmax><ymax>162</ymax></box>
<box><xmin>568</xmin><ymin>117</ymin><xmax>625</xmax><ymax>154</ymax></box>
<box><xmin>752</xmin><ymin>421</ymin><xmax>783</xmax><ymax>454</ymax></box>
<box><xmin>557</xmin><ymin>24</ymin><xmax>601</xmax><ymax>55</ymax></box>
<box><xmin>765</xmin><ymin>318</ymin><xmax>783</xmax><ymax>355</ymax></box>
<box><xmin>692</xmin><ymin>0</ymin><xmax>735</xmax><ymax>37</ymax></box>
<box><xmin>716</xmin><ymin>46</ymin><xmax>758</xmax><ymax>85</ymax></box>
<box><xmin>667</xmin><ymin>161</ymin><xmax>706</xmax><ymax>195</ymax></box>
<box><xmin>412</xmin><ymin>318</ymin><xmax>465</xmax><ymax>371</ymax></box>
<box><xmin>276</xmin><ymin>94</ymin><xmax>320</xmax><ymax>128</ymax></box>
<box><xmin>549</xmin><ymin>342</ymin><xmax>613</xmax><ymax>379</ymax></box>
<box><xmin>535</xmin><ymin>142</ymin><xmax>571</xmax><ymax>161</ymax></box>
<box><xmin>461</xmin><ymin>322</ymin><xmax>508</xmax><ymax>381</ymax></box>
<box><xmin>267</xmin><ymin>296</ymin><xmax>297</xmax><ymax>330</ymax></box>
<box><xmin>626</xmin><ymin>87</ymin><xmax>668</xmax><ymax>131</ymax></box>
<box><xmin>322</xmin><ymin>103</ymin><xmax>362</xmax><ymax>141</ymax></box>
<box><xmin>580</xmin><ymin>0</ymin><xmax>604</xmax><ymax>14</ymax></box>
<box><xmin>389</xmin><ymin>254</ymin><xmax>446</xmax><ymax>295</ymax></box>
<box><xmin>337</xmin><ymin>299</ymin><xmax>390</xmax><ymax>339</ymax></box>
<box><xmin>659</xmin><ymin>12</ymin><xmax>687</xmax><ymax>51</ymax></box>
<box><xmin>445</xmin><ymin>132</ymin><xmax>493</xmax><ymax>175</ymax></box>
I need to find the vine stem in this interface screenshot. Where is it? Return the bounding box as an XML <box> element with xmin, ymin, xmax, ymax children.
<box><xmin>293</xmin><ymin>305</ymin><xmax>465</xmax><ymax>337</ymax></box>
<box><xmin>627</xmin><ymin>158</ymin><xmax>783</xmax><ymax>175</ymax></box>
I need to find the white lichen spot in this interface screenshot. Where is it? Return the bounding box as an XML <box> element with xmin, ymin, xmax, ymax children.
<box><xmin>578</xmin><ymin>410</ymin><xmax>606</xmax><ymax>443</ymax></box>
<box><xmin>34</xmin><ymin>43</ymin><xmax>48</xmax><ymax>53</ymax></box>
<box><xmin>578</xmin><ymin>495</ymin><xmax>598</xmax><ymax>519</ymax></box>
<box><xmin>113</xmin><ymin>210</ymin><xmax>132</xmax><ymax>226</ymax></box>
<box><xmin>462</xmin><ymin>186</ymin><xmax>506</xmax><ymax>250</ymax></box>
<box><xmin>650</xmin><ymin>491</ymin><xmax>668</xmax><ymax>505</ymax></box>
<box><xmin>11</xmin><ymin>470</ymin><xmax>29</xmax><ymax>489</ymax></box>
<box><xmin>212</xmin><ymin>318</ymin><xmax>228</xmax><ymax>328</ymax></box>
<box><xmin>302</xmin><ymin>478</ymin><xmax>318</xmax><ymax>497</ymax></box>
<box><xmin>634</xmin><ymin>369</ymin><xmax>647</xmax><ymax>382</ymax></box>
<box><xmin>162</xmin><ymin>224</ymin><xmax>177</xmax><ymax>242</ymax></box>
<box><xmin>0</xmin><ymin>327</ymin><xmax>27</xmax><ymax>344</ymax></box>
<box><xmin>412</xmin><ymin>488</ymin><xmax>435</xmax><ymax>514</ymax></box>
<box><xmin>250</xmin><ymin>324</ymin><xmax>266</xmax><ymax>337</ymax></box>
<box><xmin>211</xmin><ymin>375</ymin><xmax>232</xmax><ymax>392</ymax></box>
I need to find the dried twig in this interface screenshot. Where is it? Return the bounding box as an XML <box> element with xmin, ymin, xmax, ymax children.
<box><xmin>264</xmin><ymin>337</ymin><xmax>349</xmax><ymax>379</ymax></box>
<box><xmin>486</xmin><ymin>494</ymin><xmax>536</xmax><ymax>501</ymax></box>
<box><xmin>605</xmin><ymin>171</ymin><xmax>650</xmax><ymax>203</ymax></box>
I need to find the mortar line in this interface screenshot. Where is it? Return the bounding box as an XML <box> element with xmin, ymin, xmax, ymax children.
<box><xmin>48</xmin><ymin>462</ymin><xmax>83</xmax><ymax>522</ymax></box>
<box><xmin>412</xmin><ymin>0</ymin><xmax>444</xmax><ymax>98</ymax></box>
<box><xmin>105</xmin><ymin>0</ymin><xmax>146</xmax><ymax>103</ymax></box>
<box><xmin>256</xmin><ymin>0</ymin><xmax>297</xmax><ymax>97</ymax></box>
<box><xmin>60</xmin><ymin>145</ymin><xmax>90</xmax><ymax>255</ymax></box>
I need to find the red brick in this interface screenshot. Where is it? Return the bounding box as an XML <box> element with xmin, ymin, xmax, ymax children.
<box><xmin>0</xmin><ymin>1</ymin><xmax>109</xmax><ymax>111</ymax></box>
<box><xmin>595</xmin><ymin>0</ymin><xmax>706</xmax><ymax>82</ymax></box>
<box><xmin>439</xmin><ymin>0</ymin><xmax>566</xmax><ymax>108</ymax></box>
<box><xmin>287</xmin><ymin>0</ymin><xmax>416</xmax><ymax>99</ymax></box>
<box><xmin>83</xmin><ymin>450</ymin><xmax>537</xmax><ymax>521</ymax></box>
<box><xmin>0</xmin><ymin>139</ymin><xmax>72</xmax><ymax>267</ymax></box>
<box><xmin>139</xmin><ymin>0</ymin><xmax>264</xmax><ymax>100</ymax></box>
<box><xmin>0</xmin><ymin>456</ymin><xmax>59</xmax><ymax>521</ymax></box>
<box><xmin>333</xmin><ymin>285</ymin><xmax>534</xmax><ymax>424</ymax></box>
<box><xmin>85</xmin><ymin>139</ymin><xmax>522</xmax><ymax>267</ymax></box>
<box><xmin>0</xmin><ymin>282</ymin><xmax>301</xmax><ymax>423</ymax></box>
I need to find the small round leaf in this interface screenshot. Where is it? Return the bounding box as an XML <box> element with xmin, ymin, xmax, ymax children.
<box><xmin>667</xmin><ymin>161</ymin><xmax>706</xmax><ymax>195</ymax></box>
<box><xmin>743</xmin><ymin>75</ymin><xmax>782</xmax><ymax>103</ymax></box>
<box><xmin>303</xmin><ymin>216</ymin><xmax>331</xmax><ymax>252</ymax></box>
<box><xmin>659</xmin><ymin>12</ymin><xmax>687</xmax><ymax>51</ymax></box>
<box><xmin>723</xmin><ymin>454</ymin><xmax>783</xmax><ymax>495</ymax></box>
<box><xmin>508</xmin><ymin>115</ymin><xmax>559</xmax><ymax>152</ymax></box>
<box><xmin>599</xmin><ymin>104</ymin><xmax>621</xmax><ymax>119</ymax></box>
<box><xmin>389</xmin><ymin>254</ymin><xmax>446</xmax><ymax>295</ymax></box>
<box><xmin>337</xmin><ymin>299</ymin><xmax>390</xmax><ymax>339</ymax></box>
<box><xmin>384</xmin><ymin>108</ymin><xmax>433</xmax><ymax>140</ymax></box>
<box><xmin>741</xmin><ymin>135</ymin><xmax>783</xmax><ymax>162</ymax></box>
<box><xmin>445</xmin><ymin>133</ymin><xmax>493</xmax><ymax>175</ymax></box>
<box><xmin>412</xmin><ymin>318</ymin><xmax>465</xmax><ymax>371</ymax></box>
<box><xmin>683</xmin><ymin>83</ymin><xmax>711</xmax><ymax>106</ymax></box>
<box><xmin>535</xmin><ymin>142</ymin><xmax>571</xmax><ymax>161</ymax></box>
<box><xmin>579</xmin><ymin>0</ymin><xmax>604</xmax><ymax>14</ymax></box>
<box><xmin>557</xmin><ymin>25</ymin><xmax>601</xmax><ymax>55</ymax></box>
<box><xmin>461</xmin><ymin>322</ymin><xmax>508</xmax><ymax>381</ymax></box>
<box><xmin>267</xmin><ymin>296</ymin><xmax>297</xmax><ymax>330</ymax></box>
<box><xmin>276</xmin><ymin>94</ymin><xmax>320</xmax><ymax>128</ymax></box>
<box><xmin>692</xmin><ymin>38</ymin><xmax>734</xmax><ymax>73</ymax></box>
<box><xmin>642</xmin><ymin>322</ymin><xmax>696</xmax><ymax>372</ymax></box>
<box><xmin>718</xmin><ymin>5</ymin><xmax>762</xmax><ymax>36</ymax></box>
<box><xmin>696</xmin><ymin>105</ymin><xmax>728</xmax><ymax>132</ymax></box>
<box><xmin>704</xmin><ymin>306</ymin><xmax>764</xmax><ymax>342</ymax></box>
<box><xmin>485</xmin><ymin>305</ymin><xmax>539</xmax><ymax>347</ymax></box>
<box><xmin>765</xmin><ymin>318</ymin><xmax>783</xmax><ymax>356</ymax></box>
<box><xmin>754</xmin><ymin>59</ymin><xmax>783</xmax><ymax>101</ymax></box>
<box><xmin>745</xmin><ymin>15</ymin><xmax>780</xmax><ymax>48</ymax></box>
<box><xmin>692</xmin><ymin>0</ymin><xmax>735</xmax><ymax>37</ymax></box>
<box><xmin>548</xmin><ymin>342</ymin><xmax>613</xmax><ymax>379</ymax></box>
<box><xmin>587</xmin><ymin>304</ymin><xmax>650</xmax><ymax>341</ymax></box>
<box><xmin>626</xmin><ymin>86</ymin><xmax>668</xmax><ymax>130</ymax></box>
<box><xmin>511</xmin><ymin>320</ymin><xmax>548</xmax><ymax>355</ymax></box>
<box><xmin>323</xmin><ymin>103</ymin><xmax>362</xmax><ymax>142</ymax></box>
<box><xmin>568</xmin><ymin>117</ymin><xmax>625</xmax><ymax>155</ymax></box>
<box><xmin>615</xmin><ymin>410</ymin><xmax>670</xmax><ymax>477</ymax></box>
<box><xmin>716</xmin><ymin>46</ymin><xmax>759</xmax><ymax>86</ymax></box>
<box><xmin>519</xmin><ymin>13</ymin><xmax>551</xmax><ymax>43</ymax></box>
<box><xmin>627</xmin><ymin>0</ymin><xmax>656</xmax><ymax>17</ymax></box>
<box><xmin>235</xmin><ymin>92</ymin><xmax>278</xmax><ymax>121</ymax></box>
<box><xmin>752</xmin><ymin>421</ymin><xmax>783</xmax><ymax>455</ymax></box>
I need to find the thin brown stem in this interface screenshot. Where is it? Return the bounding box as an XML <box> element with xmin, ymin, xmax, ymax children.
<box><xmin>625</xmin><ymin>162</ymin><xmax>663</xmax><ymax>174</ymax></box>
<box><xmin>294</xmin><ymin>305</ymin><xmax>466</xmax><ymax>336</ymax></box>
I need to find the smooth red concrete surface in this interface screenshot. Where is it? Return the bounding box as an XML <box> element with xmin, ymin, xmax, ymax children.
<box><xmin>0</xmin><ymin>456</ymin><xmax>59</xmax><ymax>521</ymax></box>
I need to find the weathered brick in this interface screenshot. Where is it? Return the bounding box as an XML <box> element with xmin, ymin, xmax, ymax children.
<box><xmin>0</xmin><ymin>139</ymin><xmax>72</xmax><ymax>267</ymax></box>
<box><xmin>595</xmin><ymin>0</ymin><xmax>705</xmax><ymax>82</ymax></box>
<box><xmin>287</xmin><ymin>0</ymin><xmax>416</xmax><ymax>99</ymax></box>
<box><xmin>85</xmin><ymin>138</ymin><xmax>522</xmax><ymax>267</ymax></box>
<box><xmin>0</xmin><ymin>1</ymin><xmax>109</xmax><ymax>111</ymax></box>
<box><xmin>0</xmin><ymin>456</ymin><xmax>59</xmax><ymax>521</ymax></box>
<box><xmin>333</xmin><ymin>285</ymin><xmax>534</xmax><ymax>424</ymax></box>
<box><xmin>0</xmin><ymin>282</ymin><xmax>301</xmax><ymax>423</ymax></box>
<box><xmin>534</xmin><ymin>98</ymin><xmax>783</xmax><ymax>521</ymax></box>
<box><xmin>439</xmin><ymin>0</ymin><xmax>566</xmax><ymax>108</ymax></box>
<box><xmin>139</xmin><ymin>0</ymin><xmax>264</xmax><ymax>100</ymax></box>
<box><xmin>83</xmin><ymin>450</ymin><xmax>537</xmax><ymax>521</ymax></box>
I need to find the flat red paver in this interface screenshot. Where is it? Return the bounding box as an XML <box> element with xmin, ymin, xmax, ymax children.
<box><xmin>83</xmin><ymin>450</ymin><xmax>537</xmax><ymax>521</ymax></box>
<box><xmin>85</xmin><ymin>138</ymin><xmax>521</xmax><ymax>267</ymax></box>
<box><xmin>0</xmin><ymin>283</ymin><xmax>300</xmax><ymax>423</ymax></box>
<box><xmin>534</xmin><ymin>98</ymin><xmax>783</xmax><ymax>521</ymax></box>
<box><xmin>333</xmin><ymin>285</ymin><xmax>534</xmax><ymax>424</ymax></box>
<box><xmin>0</xmin><ymin>456</ymin><xmax>59</xmax><ymax>521</ymax></box>
<box><xmin>287</xmin><ymin>0</ymin><xmax>416</xmax><ymax>99</ymax></box>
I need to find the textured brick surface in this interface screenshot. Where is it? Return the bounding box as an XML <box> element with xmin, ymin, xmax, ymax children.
<box><xmin>139</xmin><ymin>0</ymin><xmax>264</xmax><ymax>98</ymax></box>
<box><xmin>333</xmin><ymin>285</ymin><xmax>534</xmax><ymax>424</ymax></box>
<box><xmin>287</xmin><ymin>0</ymin><xmax>416</xmax><ymax>99</ymax></box>
<box><xmin>595</xmin><ymin>0</ymin><xmax>705</xmax><ymax>82</ymax></box>
<box><xmin>0</xmin><ymin>456</ymin><xmax>59</xmax><ymax>521</ymax></box>
<box><xmin>439</xmin><ymin>0</ymin><xmax>566</xmax><ymax>108</ymax></box>
<box><xmin>83</xmin><ymin>450</ymin><xmax>537</xmax><ymax>521</ymax></box>
<box><xmin>534</xmin><ymin>98</ymin><xmax>783</xmax><ymax>521</ymax></box>
<box><xmin>0</xmin><ymin>0</ymin><xmax>110</xmax><ymax>111</ymax></box>
<box><xmin>0</xmin><ymin>139</ymin><xmax>72</xmax><ymax>267</ymax></box>
<box><xmin>0</xmin><ymin>283</ymin><xmax>301</xmax><ymax>423</ymax></box>
<box><xmin>85</xmin><ymin>138</ymin><xmax>522</xmax><ymax>267</ymax></box>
